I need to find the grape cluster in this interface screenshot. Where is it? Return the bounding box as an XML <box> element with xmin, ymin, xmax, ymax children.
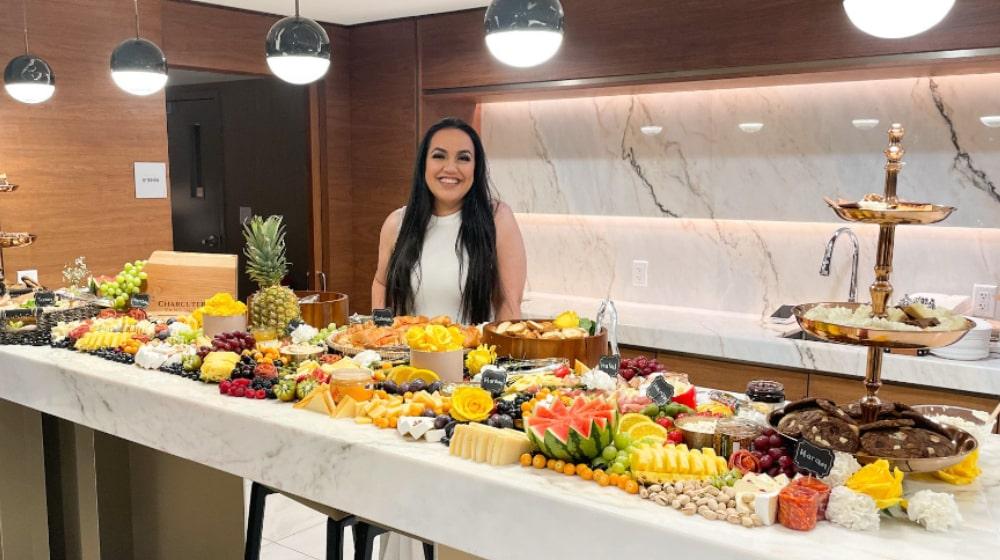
<box><xmin>619</xmin><ymin>355</ymin><xmax>665</xmax><ymax>381</ymax></box>
<box><xmin>231</xmin><ymin>354</ymin><xmax>257</xmax><ymax>380</ymax></box>
<box><xmin>380</xmin><ymin>379</ymin><xmax>442</xmax><ymax>395</ymax></box>
<box><xmin>495</xmin><ymin>392</ymin><xmax>532</xmax><ymax>421</ymax></box>
<box><xmin>751</xmin><ymin>428</ymin><xmax>795</xmax><ymax>478</ymax></box>
<box><xmin>250</xmin><ymin>376</ymin><xmax>278</xmax><ymax>399</ymax></box>
<box><xmin>51</xmin><ymin>337</ymin><xmax>73</xmax><ymax>349</ymax></box>
<box><xmin>97</xmin><ymin>260</ymin><xmax>147</xmax><ymax>310</ymax></box>
<box><xmin>211</xmin><ymin>331</ymin><xmax>256</xmax><ymax>353</ymax></box>
<box><xmin>159</xmin><ymin>362</ymin><xmax>200</xmax><ymax>380</ymax></box>
<box><xmin>8</xmin><ymin>330</ymin><xmax>51</xmax><ymax>346</ymax></box>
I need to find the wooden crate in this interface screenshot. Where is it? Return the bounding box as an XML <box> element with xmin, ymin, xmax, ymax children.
<box><xmin>144</xmin><ymin>251</ymin><xmax>238</xmax><ymax>316</ymax></box>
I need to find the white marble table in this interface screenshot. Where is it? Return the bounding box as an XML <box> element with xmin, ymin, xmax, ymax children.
<box><xmin>523</xmin><ymin>293</ymin><xmax>1000</xmax><ymax>396</ymax></box>
<box><xmin>1</xmin><ymin>345</ymin><xmax>998</xmax><ymax>560</ymax></box>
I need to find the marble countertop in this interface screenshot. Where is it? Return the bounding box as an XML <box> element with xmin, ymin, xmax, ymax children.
<box><xmin>2</xmin><ymin>345</ymin><xmax>999</xmax><ymax>560</ymax></box>
<box><xmin>522</xmin><ymin>293</ymin><xmax>1000</xmax><ymax>397</ymax></box>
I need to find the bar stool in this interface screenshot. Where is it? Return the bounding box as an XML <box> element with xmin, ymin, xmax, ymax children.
<box><xmin>245</xmin><ymin>482</ymin><xmax>436</xmax><ymax>560</ymax></box>
<box><xmin>245</xmin><ymin>482</ymin><xmax>357</xmax><ymax>560</ymax></box>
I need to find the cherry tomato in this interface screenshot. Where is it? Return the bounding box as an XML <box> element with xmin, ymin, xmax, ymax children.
<box><xmin>553</xmin><ymin>365</ymin><xmax>571</xmax><ymax>378</ymax></box>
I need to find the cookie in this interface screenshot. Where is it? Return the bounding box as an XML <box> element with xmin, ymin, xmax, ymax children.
<box><xmin>860</xmin><ymin>428</ymin><xmax>956</xmax><ymax>458</ymax></box>
<box><xmin>842</xmin><ymin>402</ymin><xmax>896</xmax><ymax>420</ymax></box>
<box><xmin>801</xmin><ymin>415</ymin><xmax>861</xmax><ymax>453</ymax></box>
<box><xmin>859</xmin><ymin>419</ymin><xmax>915</xmax><ymax>432</ymax></box>
<box><xmin>783</xmin><ymin>398</ymin><xmax>825</xmax><ymax>413</ymax></box>
<box><xmin>777</xmin><ymin>409</ymin><xmax>826</xmax><ymax>437</ymax></box>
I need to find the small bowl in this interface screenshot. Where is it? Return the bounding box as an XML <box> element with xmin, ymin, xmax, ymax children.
<box><xmin>280</xmin><ymin>344</ymin><xmax>325</xmax><ymax>366</ymax></box>
<box><xmin>675</xmin><ymin>415</ymin><xmax>719</xmax><ymax>450</ymax></box>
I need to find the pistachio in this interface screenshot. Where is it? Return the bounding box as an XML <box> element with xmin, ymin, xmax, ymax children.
<box><xmin>639</xmin><ymin>488</ymin><xmax>649</xmax><ymax>499</ymax></box>
<box><xmin>726</xmin><ymin>513</ymin><xmax>741</xmax><ymax>524</ymax></box>
<box><xmin>751</xmin><ymin>514</ymin><xmax>763</xmax><ymax>527</ymax></box>
<box><xmin>706</xmin><ymin>498</ymin><xmax>719</xmax><ymax>510</ymax></box>
<box><xmin>653</xmin><ymin>495</ymin><xmax>668</xmax><ymax>507</ymax></box>
<box><xmin>648</xmin><ymin>484</ymin><xmax>663</xmax><ymax>493</ymax></box>
<box><xmin>723</xmin><ymin>486</ymin><xmax>737</xmax><ymax>498</ymax></box>
<box><xmin>677</xmin><ymin>495</ymin><xmax>691</xmax><ymax>506</ymax></box>
<box><xmin>681</xmin><ymin>503</ymin><xmax>697</xmax><ymax>516</ymax></box>
<box><xmin>741</xmin><ymin>516</ymin><xmax>754</xmax><ymax>528</ymax></box>
<box><xmin>671</xmin><ymin>499</ymin><xmax>682</xmax><ymax>509</ymax></box>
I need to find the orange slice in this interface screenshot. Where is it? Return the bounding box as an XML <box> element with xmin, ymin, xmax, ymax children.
<box><xmin>627</xmin><ymin>422</ymin><xmax>668</xmax><ymax>441</ymax></box>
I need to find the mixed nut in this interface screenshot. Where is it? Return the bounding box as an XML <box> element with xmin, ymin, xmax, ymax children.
<box><xmin>639</xmin><ymin>480</ymin><xmax>764</xmax><ymax>528</ymax></box>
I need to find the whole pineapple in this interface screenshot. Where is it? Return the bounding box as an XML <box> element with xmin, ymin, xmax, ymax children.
<box><xmin>243</xmin><ymin>215</ymin><xmax>301</xmax><ymax>331</ymax></box>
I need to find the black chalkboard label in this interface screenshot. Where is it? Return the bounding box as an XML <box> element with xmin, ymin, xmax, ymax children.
<box><xmin>480</xmin><ymin>367</ymin><xmax>508</xmax><ymax>397</ymax></box>
<box><xmin>793</xmin><ymin>440</ymin><xmax>835</xmax><ymax>478</ymax></box>
<box><xmin>130</xmin><ymin>293</ymin><xmax>150</xmax><ymax>309</ymax></box>
<box><xmin>646</xmin><ymin>376</ymin><xmax>675</xmax><ymax>405</ymax></box>
<box><xmin>372</xmin><ymin>308</ymin><xmax>394</xmax><ymax>327</ymax></box>
<box><xmin>597</xmin><ymin>355</ymin><xmax>620</xmax><ymax>377</ymax></box>
<box><xmin>34</xmin><ymin>291</ymin><xmax>56</xmax><ymax>307</ymax></box>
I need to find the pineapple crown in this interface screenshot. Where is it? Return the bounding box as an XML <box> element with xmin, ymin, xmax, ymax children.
<box><xmin>243</xmin><ymin>215</ymin><xmax>291</xmax><ymax>288</ymax></box>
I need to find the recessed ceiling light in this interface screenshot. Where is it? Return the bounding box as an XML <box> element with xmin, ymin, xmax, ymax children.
<box><xmin>738</xmin><ymin>122</ymin><xmax>764</xmax><ymax>134</ymax></box>
<box><xmin>640</xmin><ymin>125</ymin><xmax>663</xmax><ymax>136</ymax></box>
<box><xmin>852</xmin><ymin>119</ymin><xmax>880</xmax><ymax>130</ymax></box>
<box><xmin>979</xmin><ymin>116</ymin><xmax>1000</xmax><ymax>128</ymax></box>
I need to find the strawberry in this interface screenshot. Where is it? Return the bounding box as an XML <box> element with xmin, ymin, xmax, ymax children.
<box><xmin>655</xmin><ymin>417</ymin><xmax>674</xmax><ymax>430</ymax></box>
<box><xmin>667</xmin><ymin>429</ymin><xmax>684</xmax><ymax>444</ymax></box>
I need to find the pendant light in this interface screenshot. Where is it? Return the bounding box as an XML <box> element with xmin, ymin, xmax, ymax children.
<box><xmin>484</xmin><ymin>0</ymin><xmax>565</xmax><ymax>68</ymax></box>
<box><xmin>4</xmin><ymin>0</ymin><xmax>55</xmax><ymax>104</ymax></box>
<box><xmin>110</xmin><ymin>0</ymin><xmax>168</xmax><ymax>96</ymax></box>
<box><xmin>265</xmin><ymin>0</ymin><xmax>331</xmax><ymax>85</ymax></box>
<box><xmin>843</xmin><ymin>0</ymin><xmax>955</xmax><ymax>39</ymax></box>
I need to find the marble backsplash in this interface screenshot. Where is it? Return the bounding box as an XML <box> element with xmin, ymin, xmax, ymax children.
<box><xmin>515</xmin><ymin>213</ymin><xmax>1000</xmax><ymax>318</ymax></box>
<box><xmin>483</xmin><ymin>74</ymin><xmax>1000</xmax><ymax>228</ymax></box>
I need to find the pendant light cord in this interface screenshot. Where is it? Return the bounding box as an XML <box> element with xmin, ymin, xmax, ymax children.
<box><xmin>21</xmin><ymin>0</ymin><xmax>30</xmax><ymax>54</ymax></box>
<box><xmin>133</xmin><ymin>0</ymin><xmax>141</xmax><ymax>38</ymax></box>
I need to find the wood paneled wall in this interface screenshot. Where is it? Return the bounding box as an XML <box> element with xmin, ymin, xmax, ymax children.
<box><xmin>162</xmin><ymin>0</ymin><xmax>275</xmax><ymax>75</ymax></box>
<box><xmin>0</xmin><ymin>0</ymin><xmax>172</xmax><ymax>286</ymax></box>
<box><xmin>418</xmin><ymin>0</ymin><xmax>1000</xmax><ymax>92</ymax></box>
<box><xmin>321</xmin><ymin>25</ymin><xmax>354</xmax><ymax>298</ymax></box>
<box><xmin>347</xmin><ymin>20</ymin><xmax>419</xmax><ymax>312</ymax></box>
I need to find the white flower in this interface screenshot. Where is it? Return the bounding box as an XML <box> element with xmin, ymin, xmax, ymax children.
<box><xmin>821</xmin><ymin>451</ymin><xmax>862</xmax><ymax>488</ymax></box>
<box><xmin>167</xmin><ymin>321</ymin><xmax>193</xmax><ymax>338</ymax></box>
<box><xmin>826</xmin><ymin>486</ymin><xmax>880</xmax><ymax>531</ymax></box>
<box><xmin>582</xmin><ymin>369</ymin><xmax>616</xmax><ymax>391</ymax></box>
<box><xmin>906</xmin><ymin>490</ymin><xmax>962</xmax><ymax>532</ymax></box>
<box><xmin>290</xmin><ymin>323</ymin><xmax>320</xmax><ymax>345</ymax></box>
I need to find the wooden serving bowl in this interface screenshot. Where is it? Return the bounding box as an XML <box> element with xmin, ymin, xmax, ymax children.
<box><xmin>295</xmin><ymin>291</ymin><xmax>349</xmax><ymax>329</ymax></box>
<box><xmin>482</xmin><ymin>319</ymin><xmax>608</xmax><ymax>368</ymax></box>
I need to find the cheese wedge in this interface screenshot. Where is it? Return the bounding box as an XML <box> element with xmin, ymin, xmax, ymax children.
<box><xmin>448</xmin><ymin>424</ymin><xmax>531</xmax><ymax>466</ymax></box>
<box><xmin>334</xmin><ymin>396</ymin><xmax>358</xmax><ymax>419</ymax></box>
<box><xmin>294</xmin><ymin>384</ymin><xmax>336</xmax><ymax>417</ymax></box>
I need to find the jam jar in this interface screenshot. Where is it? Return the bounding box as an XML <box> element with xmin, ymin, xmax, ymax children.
<box><xmin>745</xmin><ymin>379</ymin><xmax>786</xmax><ymax>414</ymax></box>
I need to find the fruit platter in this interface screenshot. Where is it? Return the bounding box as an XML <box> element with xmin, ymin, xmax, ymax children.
<box><xmin>0</xmin><ymin>211</ymin><xmax>989</xmax><ymax>545</ymax></box>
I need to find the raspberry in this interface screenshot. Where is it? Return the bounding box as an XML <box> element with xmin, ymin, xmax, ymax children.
<box><xmin>233</xmin><ymin>378</ymin><xmax>251</xmax><ymax>387</ymax></box>
<box><xmin>232</xmin><ymin>386</ymin><xmax>246</xmax><ymax>398</ymax></box>
<box><xmin>219</xmin><ymin>380</ymin><xmax>232</xmax><ymax>394</ymax></box>
<box><xmin>255</xmin><ymin>389</ymin><xmax>266</xmax><ymax>399</ymax></box>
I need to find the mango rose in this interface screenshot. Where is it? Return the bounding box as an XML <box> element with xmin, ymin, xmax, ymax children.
<box><xmin>845</xmin><ymin>459</ymin><xmax>904</xmax><ymax>509</ymax></box>
<box><xmin>933</xmin><ymin>449</ymin><xmax>981</xmax><ymax>485</ymax></box>
<box><xmin>450</xmin><ymin>386</ymin><xmax>494</xmax><ymax>422</ymax></box>
<box><xmin>553</xmin><ymin>310</ymin><xmax>580</xmax><ymax>329</ymax></box>
<box><xmin>464</xmin><ymin>344</ymin><xmax>497</xmax><ymax>375</ymax></box>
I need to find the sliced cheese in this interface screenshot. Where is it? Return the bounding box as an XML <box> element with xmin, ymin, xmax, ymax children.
<box><xmin>293</xmin><ymin>384</ymin><xmax>336</xmax><ymax>417</ymax></box>
<box><xmin>424</xmin><ymin>429</ymin><xmax>446</xmax><ymax>443</ymax></box>
<box><xmin>755</xmin><ymin>490</ymin><xmax>780</xmax><ymax>526</ymax></box>
<box><xmin>334</xmin><ymin>396</ymin><xmax>357</xmax><ymax>419</ymax></box>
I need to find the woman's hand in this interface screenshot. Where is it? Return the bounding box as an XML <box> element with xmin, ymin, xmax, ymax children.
<box><xmin>494</xmin><ymin>202</ymin><xmax>526</xmax><ymax>321</ymax></box>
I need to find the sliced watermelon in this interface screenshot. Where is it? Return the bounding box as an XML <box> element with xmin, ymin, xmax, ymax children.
<box><xmin>524</xmin><ymin>396</ymin><xmax>616</xmax><ymax>462</ymax></box>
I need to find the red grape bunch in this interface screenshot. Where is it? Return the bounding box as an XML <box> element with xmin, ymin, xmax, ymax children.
<box><xmin>619</xmin><ymin>355</ymin><xmax>665</xmax><ymax>381</ymax></box>
<box><xmin>211</xmin><ymin>331</ymin><xmax>256</xmax><ymax>353</ymax></box>
<box><xmin>751</xmin><ymin>428</ymin><xmax>796</xmax><ymax>478</ymax></box>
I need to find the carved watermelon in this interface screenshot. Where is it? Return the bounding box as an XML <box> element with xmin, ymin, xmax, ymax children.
<box><xmin>525</xmin><ymin>397</ymin><xmax>616</xmax><ymax>462</ymax></box>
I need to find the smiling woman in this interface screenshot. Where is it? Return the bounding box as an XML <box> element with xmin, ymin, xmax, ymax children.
<box><xmin>372</xmin><ymin>117</ymin><xmax>526</xmax><ymax>323</ymax></box>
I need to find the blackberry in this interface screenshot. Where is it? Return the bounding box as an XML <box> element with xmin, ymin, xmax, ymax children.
<box><xmin>159</xmin><ymin>363</ymin><xmax>184</xmax><ymax>376</ymax></box>
<box><xmin>265</xmin><ymin>388</ymin><xmax>276</xmax><ymax>399</ymax></box>
<box><xmin>51</xmin><ymin>338</ymin><xmax>73</xmax><ymax>349</ymax></box>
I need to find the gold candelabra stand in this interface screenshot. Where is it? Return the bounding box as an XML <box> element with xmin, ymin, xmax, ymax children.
<box><xmin>793</xmin><ymin>124</ymin><xmax>974</xmax><ymax>423</ymax></box>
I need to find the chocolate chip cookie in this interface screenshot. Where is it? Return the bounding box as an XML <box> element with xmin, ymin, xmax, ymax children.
<box><xmin>801</xmin><ymin>415</ymin><xmax>861</xmax><ymax>453</ymax></box>
<box><xmin>777</xmin><ymin>409</ymin><xmax>826</xmax><ymax>437</ymax></box>
<box><xmin>860</xmin><ymin>427</ymin><xmax>956</xmax><ymax>458</ymax></box>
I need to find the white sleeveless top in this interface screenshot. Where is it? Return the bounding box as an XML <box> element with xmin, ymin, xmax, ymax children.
<box><xmin>399</xmin><ymin>209</ymin><xmax>467</xmax><ymax>321</ymax></box>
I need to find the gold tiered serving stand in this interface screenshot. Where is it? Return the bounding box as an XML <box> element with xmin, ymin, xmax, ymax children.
<box><xmin>793</xmin><ymin>124</ymin><xmax>974</xmax><ymax>422</ymax></box>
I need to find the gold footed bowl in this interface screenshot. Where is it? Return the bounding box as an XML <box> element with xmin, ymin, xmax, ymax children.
<box><xmin>793</xmin><ymin>302</ymin><xmax>974</xmax><ymax>349</ymax></box>
<box><xmin>767</xmin><ymin>407</ymin><xmax>978</xmax><ymax>473</ymax></box>
<box><xmin>824</xmin><ymin>199</ymin><xmax>956</xmax><ymax>225</ymax></box>
<box><xmin>482</xmin><ymin>319</ymin><xmax>608</xmax><ymax>368</ymax></box>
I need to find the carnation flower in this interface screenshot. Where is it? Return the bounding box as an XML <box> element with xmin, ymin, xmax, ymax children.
<box><xmin>906</xmin><ymin>490</ymin><xmax>961</xmax><ymax>532</ymax></box>
<box><xmin>825</xmin><ymin>486</ymin><xmax>880</xmax><ymax>531</ymax></box>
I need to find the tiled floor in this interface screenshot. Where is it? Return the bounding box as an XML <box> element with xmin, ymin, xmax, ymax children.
<box><xmin>244</xmin><ymin>481</ymin><xmax>380</xmax><ymax>560</ymax></box>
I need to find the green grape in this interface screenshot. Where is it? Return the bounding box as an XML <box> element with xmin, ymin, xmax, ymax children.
<box><xmin>608</xmin><ymin>463</ymin><xmax>626</xmax><ymax>475</ymax></box>
<box><xmin>124</xmin><ymin>263</ymin><xmax>134</xmax><ymax>272</ymax></box>
<box><xmin>138</xmin><ymin>271</ymin><xmax>148</xmax><ymax>280</ymax></box>
<box><xmin>115</xmin><ymin>295</ymin><xmax>127</xmax><ymax>308</ymax></box>
<box><xmin>613</xmin><ymin>433</ymin><xmax>631</xmax><ymax>451</ymax></box>
<box><xmin>601</xmin><ymin>445</ymin><xmax>618</xmax><ymax>462</ymax></box>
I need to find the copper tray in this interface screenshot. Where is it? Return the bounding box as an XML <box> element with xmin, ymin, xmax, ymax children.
<box><xmin>767</xmin><ymin>407</ymin><xmax>977</xmax><ymax>473</ymax></box>
<box><xmin>793</xmin><ymin>302</ymin><xmax>973</xmax><ymax>349</ymax></box>
<box><xmin>482</xmin><ymin>319</ymin><xmax>608</xmax><ymax>368</ymax></box>
<box><xmin>824</xmin><ymin>198</ymin><xmax>955</xmax><ymax>225</ymax></box>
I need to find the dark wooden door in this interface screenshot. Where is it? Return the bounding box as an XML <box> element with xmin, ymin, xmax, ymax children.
<box><xmin>166</xmin><ymin>96</ymin><xmax>227</xmax><ymax>253</ymax></box>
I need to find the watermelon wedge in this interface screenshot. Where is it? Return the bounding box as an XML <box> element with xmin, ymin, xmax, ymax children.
<box><xmin>525</xmin><ymin>397</ymin><xmax>617</xmax><ymax>462</ymax></box>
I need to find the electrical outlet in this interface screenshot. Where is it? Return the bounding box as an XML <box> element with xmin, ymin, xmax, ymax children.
<box><xmin>16</xmin><ymin>269</ymin><xmax>38</xmax><ymax>284</ymax></box>
<box><xmin>631</xmin><ymin>260</ymin><xmax>648</xmax><ymax>288</ymax></box>
<box><xmin>972</xmin><ymin>284</ymin><xmax>998</xmax><ymax>318</ymax></box>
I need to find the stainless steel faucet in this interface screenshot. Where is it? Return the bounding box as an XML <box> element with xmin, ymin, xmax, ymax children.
<box><xmin>819</xmin><ymin>227</ymin><xmax>860</xmax><ymax>303</ymax></box>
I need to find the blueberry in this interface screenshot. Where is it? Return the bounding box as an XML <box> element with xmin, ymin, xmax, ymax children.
<box><xmin>433</xmin><ymin>415</ymin><xmax>451</xmax><ymax>429</ymax></box>
<box><xmin>427</xmin><ymin>381</ymin><xmax>442</xmax><ymax>394</ymax></box>
<box><xmin>382</xmin><ymin>380</ymin><xmax>399</xmax><ymax>395</ymax></box>
<box><xmin>444</xmin><ymin>421</ymin><xmax>459</xmax><ymax>438</ymax></box>
<box><xmin>421</xmin><ymin>408</ymin><xmax>436</xmax><ymax>418</ymax></box>
<box><xmin>494</xmin><ymin>414</ymin><xmax>514</xmax><ymax>429</ymax></box>
<box><xmin>408</xmin><ymin>379</ymin><xmax>426</xmax><ymax>393</ymax></box>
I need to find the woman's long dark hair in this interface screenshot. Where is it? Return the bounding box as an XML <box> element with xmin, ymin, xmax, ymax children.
<box><xmin>385</xmin><ymin>117</ymin><xmax>499</xmax><ymax>323</ymax></box>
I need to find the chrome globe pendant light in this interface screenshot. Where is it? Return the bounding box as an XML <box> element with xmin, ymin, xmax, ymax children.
<box><xmin>843</xmin><ymin>0</ymin><xmax>955</xmax><ymax>39</ymax></box>
<box><xmin>110</xmin><ymin>0</ymin><xmax>168</xmax><ymax>96</ymax></box>
<box><xmin>484</xmin><ymin>0</ymin><xmax>565</xmax><ymax>68</ymax></box>
<box><xmin>4</xmin><ymin>0</ymin><xmax>55</xmax><ymax>104</ymax></box>
<box><xmin>266</xmin><ymin>0</ymin><xmax>331</xmax><ymax>85</ymax></box>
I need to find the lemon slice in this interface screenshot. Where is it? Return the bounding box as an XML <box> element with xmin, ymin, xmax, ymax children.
<box><xmin>573</xmin><ymin>359</ymin><xmax>591</xmax><ymax>375</ymax></box>
<box><xmin>407</xmin><ymin>368</ymin><xmax>440</xmax><ymax>384</ymax></box>
<box><xmin>618</xmin><ymin>412</ymin><xmax>654</xmax><ymax>434</ymax></box>
<box><xmin>627</xmin><ymin>422</ymin><xmax>668</xmax><ymax>441</ymax></box>
<box><xmin>388</xmin><ymin>365</ymin><xmax>415</xmax><ymax>384</ymax></box>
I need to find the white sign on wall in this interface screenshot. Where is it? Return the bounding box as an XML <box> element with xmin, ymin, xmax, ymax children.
<box><xmin>134</xmin><ymin>162</ymin><xmax>167</xmax><ymax>199</ymax></box>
